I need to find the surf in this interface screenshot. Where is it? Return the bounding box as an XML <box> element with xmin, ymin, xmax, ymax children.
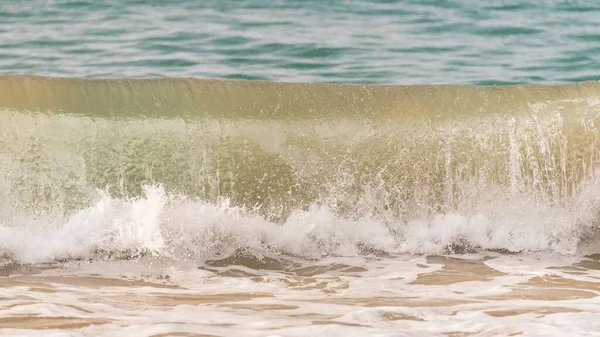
<box><xmin>1</xmin><ymin>75</ymin><xmax>600</xmax><ymax>263</ymax></box>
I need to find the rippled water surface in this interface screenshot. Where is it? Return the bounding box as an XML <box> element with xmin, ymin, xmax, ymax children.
<box><xmin>1</xmin><ymin>0</ymin><xmax>600</xmax><ymax>83</ymax></box>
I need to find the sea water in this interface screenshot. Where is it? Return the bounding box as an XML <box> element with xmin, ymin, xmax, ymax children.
<box><xmin>1</xmin><ymin>1</ymin><xmax>600</xmax><ymax>337</ymax></box>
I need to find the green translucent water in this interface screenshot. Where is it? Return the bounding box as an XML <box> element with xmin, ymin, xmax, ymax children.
<box><xmin>2</xmin><ymin>76</ymin><xmax>600</xmax><ymax>224</ymax></box>
<box><xmin>1</xmin><ymin>0</ymin><xmax>599</xmax><ymax>84</ymax></box>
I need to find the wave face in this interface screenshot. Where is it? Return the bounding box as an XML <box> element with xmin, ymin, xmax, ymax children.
<box><xmin>2</xmin><ymin>76</ymin><xmax>600</xmax><ymax>263</ymax></box>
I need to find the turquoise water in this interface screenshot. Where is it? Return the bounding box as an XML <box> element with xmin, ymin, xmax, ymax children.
<box><xmin>1</xmin><ymin>0</ymin><xmax>599</xmax><ymax>84</ymax></box>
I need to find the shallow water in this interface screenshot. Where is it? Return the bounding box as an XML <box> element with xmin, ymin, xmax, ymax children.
<box><xmin>2</xmin><ymin>253</ymin><xmax>600</xmax><ymax>336</ymax></box>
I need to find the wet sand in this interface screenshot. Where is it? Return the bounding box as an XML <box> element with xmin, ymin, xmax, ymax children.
<box><xmin>1</xmin><ymin>253</ymin><xmax>599</xmax><ymax>336</ymax></box>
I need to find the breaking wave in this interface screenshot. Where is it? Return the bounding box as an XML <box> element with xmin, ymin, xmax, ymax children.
<box><xmin>2</xmin><ymin>76</ymin><xmax>600</xmax><ymax>263</ymax></box>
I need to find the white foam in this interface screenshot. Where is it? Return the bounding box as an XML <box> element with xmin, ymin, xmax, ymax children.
<box><xmin>1</xmin><ymin>184</ymin><xmax>598</xmax><ymax>265</ymax></box>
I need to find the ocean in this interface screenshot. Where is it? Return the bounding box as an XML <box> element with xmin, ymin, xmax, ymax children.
<box><xmin>1</xmin><ymin>1</ymin><xmax>600</xmax><ymax>336</ymax></box>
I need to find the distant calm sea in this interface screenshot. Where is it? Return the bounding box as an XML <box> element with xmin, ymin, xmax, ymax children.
<box><xmin>2</xmin><ymin>1</ymin><xmax>600</xmax><ymax>337</ymax></box>
<box><xmin>1</xmin><ymin>0</ymin><xmax>600</xmax><ymax>84</ymax></box>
